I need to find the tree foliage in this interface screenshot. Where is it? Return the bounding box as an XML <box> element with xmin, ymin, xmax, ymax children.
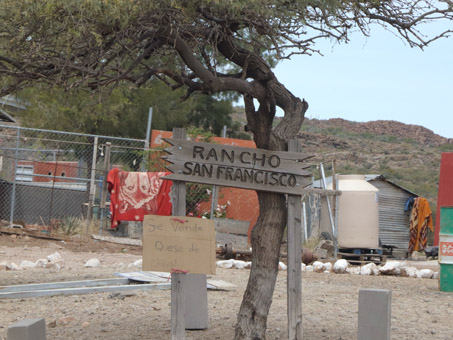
<box><xmin>17</xmin><ymin>82</ymin><xmax>239</xmax><ymax>138</ymax></box>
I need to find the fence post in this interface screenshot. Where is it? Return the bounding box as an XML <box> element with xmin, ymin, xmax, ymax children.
<box><xmin>99</xmin><ymin>142</ymin><xmax>112</xmax><ymax>235</ymax></box>
<box><xmin>86</xmin><ymin>136</ymin><xmax>99</xmax><ymax>233</ymax></box>
<box><xmin>141</xmin><ymin>107</ymin><xmax>153</xmax><ymax>172</ymax></box>
<box><xmin>9</xmin><ymin>128</ymin><xmax>20</xmax><ymax>227</ymax></box>
<box><xmin>287</xmin><ymin>139</ymin><xmax>303</xmax><ymax>340</ymax></box>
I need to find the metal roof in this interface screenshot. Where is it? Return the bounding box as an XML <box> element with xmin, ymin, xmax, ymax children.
<box><xmin>313</xmin><ymin>174</ymin><xmax>418</xmax><ymax>197</ymax></box>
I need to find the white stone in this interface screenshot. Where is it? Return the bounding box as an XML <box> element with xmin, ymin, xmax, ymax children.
<box><xmin>323</xmin><ymin>262</ymin><xmax>332</xmax><ymax>272</ymax></box>
<box><xmin>278</xmin><ymin>262</ymin><xmax>287</xmax><ymax>271</ymax></box>
<box><xmin>233</xmin><ymin>260</ymin><xmax>248</xmax><ymax>270</ymax></box>
<box><xmin>312</xmin><ymin>261</ymin><xmax>325</xmax><ymax>273</ymax></box>
<box><xmin>133</xmin><ymin>259</ymin><xmax>142</xmax><ymax>268</ymax></box>
<box><xmin>400</xmin><ymin>266</ymin><xmax>418</xmax><ymax>278</ymax></box>
<box><xmin>47</xmin><ymin>252</ymin><xmax>63</xmax><ymax>264</ymax></box>
<box><xmin>7</xmin><ymin>263</ymin><xmax>22</xmax><ymax>271</ymax></box>
<box><xmin>305</xmin><ymin>265</ymin><xmax>314</xmax><ymax>272</ymax></box>
<box><xmin>19</xmin><ymin>260</ymin><xmax>37</xmax><ymax>269</ymax></box>
<box><xmin>216</xmin><ymin>259</ymin><xmax>235</xmax><ymax>269</ymax></box>
<box><xmin>433</xmin><ymin>271</ymin><xmax>440</xmax><ymax>279</ymax></box>
<box><xmin>84</xmin><ymin>259</ymin><xmax>101</xmax><ymax>268</ymax></box>
<box><xmin>333</xmin><ymin>259</ymin><xmax>349</xmax><ymax>274</ymax></box>
<box><xmin>378</xmin><ymin>261</ymin><xmax>405</xmax><ymax>275</ymax></box>
<box><xmin>347</xmin><ymin>266</ymin><xmax>361</xmax><ymax>275</ymax></box>
<box><xmin>416</xmin><ymin>269</ymin><xmax>433</xmax><ymax>279</ymax></box>
<box><xmin>360</xmin><ymin>263</ymin><xmax>377</xmax><ymax>276</ymax></box>
<box><xmin>301</xmin><ymin>263</ymin><xmax>306</xmax><ymax>272</ymax></box>
<box><xmin>35</xmin><ymin>259</ymin><xmax>48</xmax><ymax>268</ymax></box>
<box><xmin>244</xmin><ymin>262</ymin><xmax>252</xmax><ymax>269</ymax></box>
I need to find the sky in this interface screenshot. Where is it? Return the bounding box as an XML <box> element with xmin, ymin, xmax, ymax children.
<box><xmin>272</xmin><ymin>21</ymin><xmax>453</xmax><ymax>138</ymax></box>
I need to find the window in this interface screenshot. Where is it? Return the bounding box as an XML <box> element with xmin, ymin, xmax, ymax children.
<box><xmin>15</xmin><ymin>165</ymin><xmax>34</xmax><ymax>182</ymax></box>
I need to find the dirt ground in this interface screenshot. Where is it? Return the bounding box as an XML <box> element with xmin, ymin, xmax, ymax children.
<box><xmin>0</xmin><ymin>233</ymin><xmax>452</xmax><ymax>340</ymax></box>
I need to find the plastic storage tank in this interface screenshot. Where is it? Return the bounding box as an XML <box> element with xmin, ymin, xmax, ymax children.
<box><xmin>331</xmin><ymin>175</ymin><xmax>380</xmax><ymax>249</ymax></box>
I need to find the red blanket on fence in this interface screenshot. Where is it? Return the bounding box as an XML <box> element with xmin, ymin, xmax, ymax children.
<box><xmin>107</xmin><ymin>169</ymin><xmax>172</xmax><ymax>228</ymax></box>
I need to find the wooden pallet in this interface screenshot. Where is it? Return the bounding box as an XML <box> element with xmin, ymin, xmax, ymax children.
<box><xmin>337</xmin><ymin>250</ymin><xmax>386</xmax><ymax>265</ymax></box>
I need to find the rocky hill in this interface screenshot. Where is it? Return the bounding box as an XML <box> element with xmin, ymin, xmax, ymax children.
<box><xmin>286</xmin><ymin>117</ymin><xmax>453</xmax><ymax>217</ymax></box>
<box><xmin>232</xmin><ymin>109</ymin><xmax>452</xmax><ymax>217</ymax></box>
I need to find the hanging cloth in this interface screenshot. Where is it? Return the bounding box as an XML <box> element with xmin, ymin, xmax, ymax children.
<box><xmin>107</xmin><ymin>169</ymin><xmax>172</xmax><ymax>229</ymax></box>
<box><xmin>408</xmin><ymin>197</ymin><xmax>433</xmax><ymax>255</ymax></box>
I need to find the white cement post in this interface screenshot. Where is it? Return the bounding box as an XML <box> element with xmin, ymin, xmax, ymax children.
<box><xmin>358</xmin><ymin>289</ymin><xmax>392</xmax><ymax>340</ymax></box>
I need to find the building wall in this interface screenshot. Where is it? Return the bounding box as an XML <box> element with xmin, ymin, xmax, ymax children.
<box><xmin>369</xmin><ymin>179</ymin><xmax>413</xmax><ymax>256</ymax></box>
<box><xmin>435</xmin><ymin>153</ymin><xmax>453</xmax><ymax>246</ymax></box>
<box><xmin>17</xmin><ymin>161</ymin><xmax>79</xmax><ymax>182</ymax></box>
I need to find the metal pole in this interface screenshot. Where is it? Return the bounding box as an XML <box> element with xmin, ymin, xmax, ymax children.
<box><xmin>209</xmin><ymin>124</ymin><xmax>225</xmax><ymax>219</ymax></box>
<box><xmin>86</xmin><ymin>136</ymin><xmax>99</xmax><ymax>233</ymax></box>
<box><xmin>209</xmin><ymin>185</ymin><xmax>218</xmax><ymax>219</ymax></box>
<box><xmin>99</xmin><ymin>142</ymin><xmax>112</xmax><ymax>235</ymax></box>
<box><xmin>334</xmin><ymin>176</ymin><xmax>340</xmax><ymax>258</ymax></box>
<box><xmin>9</xmin><ymin>128</ymin><xmax>20</xmax><ymax>227</ymax></box>
<box><xmin>332</xmin><ymin>160</ymin><xmax>339</xmax><ymax>258</ymax></box>
<box><xmin>141</xmin><ymin>107</ymin><xmax>153</xmax><ymax>171</ymax></box>
<box><xmin>320</xmin><ymin>163</ymin><xmax>335</xmax><ymax>235</ymax></box>
<box><xmin>302</xmin><ymin>202</ymin><xmax>308</xmax><ymax>243</ymax></box>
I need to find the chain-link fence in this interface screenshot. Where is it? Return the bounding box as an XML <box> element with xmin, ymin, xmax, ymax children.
<box><xmin>0</xmin><ymin>124</ymin><xmax>216</xmax><ymax>236</ymax></box>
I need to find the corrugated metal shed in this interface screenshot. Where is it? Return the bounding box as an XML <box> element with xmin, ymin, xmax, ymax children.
<box><xmin>313</xmin><ymin>174</ymin><xmax>417</xmax><ymax>257</ymax></box>
<box><xmin>367</xmin><ymin>176</ymin><xmax>415</xmax><ymax>255</ymax></box>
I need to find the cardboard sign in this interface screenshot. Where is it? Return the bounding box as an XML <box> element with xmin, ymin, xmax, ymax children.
<box><xmin>142</xmin><ymin>215</ymin><xmax>216</xmax><ymax>275</ymax></box>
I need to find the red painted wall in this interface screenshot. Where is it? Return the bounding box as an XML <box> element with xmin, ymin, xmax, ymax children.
<box><xmin>435</xmin><ymin>153</ymin><xmax>453</xmax><ymax>245</ymax></box>
<box><xmin>17</xmin><ymin>161</ymin><xmax>78</xmax><ymax>182</ymax></box>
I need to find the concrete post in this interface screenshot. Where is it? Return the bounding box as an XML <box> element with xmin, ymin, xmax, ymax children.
<box><xmin>358</xmin><ymin>289</ymin><xmax>392</xmax><ymax>340</ymax></box>
<box><xmin>7</xmin><ymin>318</ymin><xmax>46</xmax><ymax>340</ymax></box>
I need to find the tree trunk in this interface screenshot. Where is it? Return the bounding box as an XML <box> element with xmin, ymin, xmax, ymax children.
<box><xmin>234</xmin><ymin>82</ymin><xmax>308</xmax><ymax>339</ymax></box>
<box><xmin>234</xmin><ymin>191</ymin><xmax>286</xmax><ymax>340</ymax></box>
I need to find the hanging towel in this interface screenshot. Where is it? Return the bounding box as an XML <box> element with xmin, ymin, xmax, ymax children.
<box><xmin>107</xmin><ymin>168</ymin><xmax>172</xmax><ymax>228</ymax></box>
<box><xmin>408</xmin><ymin>197</ymin><xmax>433</xmax><ymax>255</ymax></box>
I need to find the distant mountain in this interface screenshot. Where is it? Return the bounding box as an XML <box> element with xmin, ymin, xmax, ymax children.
<box><xmin>290</xmin><ymin>117</ymin><xmax>453</xmax><ymax>217</ymax></box>
<box><xmin>233</xmin><ymin>110</ymin><xmax>453</xmax><ymax>216</ymax></box>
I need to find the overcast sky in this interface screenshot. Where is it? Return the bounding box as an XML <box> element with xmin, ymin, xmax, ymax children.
<box><xmin>273</xmin><ymin>21</ymin><xmax>453</xmax><ymax>138</ymax></box>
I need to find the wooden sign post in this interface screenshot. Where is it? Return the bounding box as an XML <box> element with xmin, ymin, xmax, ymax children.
<box><xmin>157</xmin><ymin>127</ymin><xmax>314</xmax><ymax>340</ymax></box>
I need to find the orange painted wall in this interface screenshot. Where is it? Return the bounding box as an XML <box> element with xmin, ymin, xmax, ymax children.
<box><xmin>150</xmin><ymin>130</ymin><xmax>259</xmax><ymax>229</ymax></box>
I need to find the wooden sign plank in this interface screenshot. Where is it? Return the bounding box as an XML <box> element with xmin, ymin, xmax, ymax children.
<box><xmin>163</xmin><ymin>172</ymin><xmax>311</xmax><ymax>195</ymax></box>
<box><xmin>163</xmin><ymin>156</ymin><xmax>312</xmax><ymax>176</ymax></box>
<box><xmin>163</xmin><ymin>138</ymin><xmax>314</xmax><ymax>163</ymax></box>
<box><xmin>142</xmin><ymin>215</ymin><xmax>216</xmax><ymax>275</ymax></box>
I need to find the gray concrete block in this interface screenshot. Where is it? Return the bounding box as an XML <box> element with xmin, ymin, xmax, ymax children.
<box><xmin>358</xmin><ymin>289</ymin><xmax>391</xmax><ymax>340</ymax></box>
<box><xmin>184</xmin><ymin>274</ymin><xmax>208</xmax><ymax>330</ymax></box>
<box><xmin>7</xmin><ymin>318</ymin><xmax>46</xmax><ymax>340</ymax></box>
<box><xmin>213</xmin><ymin>218</ymin><xmax>249</xmax><ymax>236</ymax></box>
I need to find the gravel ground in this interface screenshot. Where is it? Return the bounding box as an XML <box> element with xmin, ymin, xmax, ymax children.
<box><xmin>0</xmin><ymin>233</ymin><xmax>452</xmax><ymax>340</ymax></box>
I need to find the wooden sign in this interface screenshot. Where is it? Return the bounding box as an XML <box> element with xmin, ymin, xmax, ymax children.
<box><xmin>142</xmin><ymin>215</ymin><xmax>216</xmax><ymax>275</ymax></box>
<box><xmin>163</xmin><ymin>138</ymin><xmax>313</xmax><ymax>195</ymax></box>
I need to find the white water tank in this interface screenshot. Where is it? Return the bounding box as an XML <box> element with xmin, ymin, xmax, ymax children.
<box><xmin>332</xmin><ymin>175</ymin><xmax>379</xmax><ymax>249</ymax></box>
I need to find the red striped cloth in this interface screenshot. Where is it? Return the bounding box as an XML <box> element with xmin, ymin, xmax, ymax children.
<box><xmin>408</xmin><ymin>197</ymin><xmax>433</xmax><ymax>255</ymax></box>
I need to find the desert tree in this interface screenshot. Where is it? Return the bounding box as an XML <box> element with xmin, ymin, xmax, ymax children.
<box><xmin>1</xmin><ymin>1</ymin><xmax>452</xmax><ymax>339</ymax></box>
